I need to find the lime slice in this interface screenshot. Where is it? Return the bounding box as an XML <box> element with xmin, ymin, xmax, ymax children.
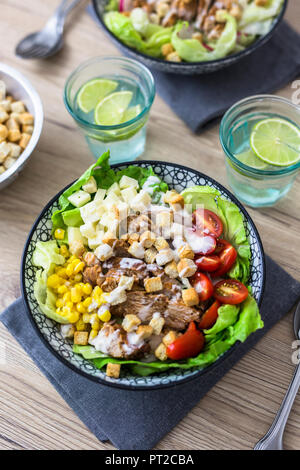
<box><xmin>77</xmin><ymin>79</ymin><xmax>118</xmax><ymax>113</ymax></box>
<box><xmin>94</xmin><ymin>91</ymin><xmax>133</xmax><ymax>126</ymax></box>
<box><xmin>250</xmin><ymin>118</ymin><xmax>300</xmax><ymax>167</ymax></box>
<box><xmin>121</xmin><ymin>105</ymin><xmax>141</xmax><ymax>123</ymax></box>
<box><xmin>235</xmin><ymin>148</ymin><xmax>268</xmax><ymax>170</ymax></box>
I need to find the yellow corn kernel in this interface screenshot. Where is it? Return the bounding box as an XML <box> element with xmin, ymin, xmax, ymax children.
<box><xmin>98</xmin><ymin>310</ymin><xmax>111</xmax><ymax>322</ymax></box>
<box><xmin>66</xmin><ymin>263</ymin><xmax>74</xmax><ymax>277</ymax></box>
<box><xmin>71</xmin><ymin>286</ymin><xmax>82</xmax><ymax>303</ymax></box>
<box><xmin>89</xmin><ymin>330</ymin><xmax>98</xmax><ymax>341</ymax></box>
<box><xmin>54</xmin><ymin>228</ymin><xmax>65</xmax><ymax>240</ymax></box>
<box><xmin>47</xmin><ymin>274</ymin><xmax>62</xmax><ymax>289</ymax></box>
<box><xmin>92</xmin><ymin>286</ymin><xmax>102</xmax><ymax>298</ymax></box>
<box><xmin>56</xmin><ymin>267</ymin><xmax>67</xmax><ymax>279</ymax></box>
<box><xmin>90</xmin><ymin>314</ymin><xmax>100</xmax><ymax>330</ymax></box>
<box><xmin>83</xmin><ymin>283</ymin><xmax>92</xmax><ymax>296</ymax></box>
<box><xmin>63</xmin><ymin>292</ymin><xmax>72</xmax><ymax>304</ymax></box>
<box><xmin>57</xmin><ymin>284</ymin><xmax>68</xmax><ymax>295</ymax></box>
<box><xmin>82</xmin><ymin>313</ymin><xmax>91</xmax><ymax>323</ymax></box>
<box><xmin>73</xmin><ymin>273</ymin><xmax>83</xmax><ymax>283</ymax></box>
<box><xmin>73</xmin><ymin>260</ymin><xmax>85</xmax><ymax>274</ymax></box>
<box><xmin>67</xmin><ymin>311</ymin><xmax>80</xmax><ymax>323</ymax></box>
<box><xmin>66</xmin><ymin>301</ymin><xmax>74</xmax><ymax>309</ymax></box>
<box><xmin>60</xmin><ymin>245</ymin><xmax>69</xmax><ymax>257</ymax></box>
<box><xmin>56</xmin><ymin>298</ymin><xmax>64</xmax><ymax>308</ymax></box>
<box><xmin>76</xmin><ymin>318</ymin><xmax>86</xmax><ymax>331</ymax></box>
<box><xmin>76</xmin><ymin>302</ymin><xmax>86</xmax><ymax>314</ymax></box>
<box><xmin>83</xmin><ymin>297</ymin><xmax>92</xmax><ymax>308</ymax></box>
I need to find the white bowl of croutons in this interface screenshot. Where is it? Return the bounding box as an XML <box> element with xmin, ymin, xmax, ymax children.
<box><xmin>0</xmin><ymin>63</ymin><xmax>43</xmax><ymax>190</ymax></box>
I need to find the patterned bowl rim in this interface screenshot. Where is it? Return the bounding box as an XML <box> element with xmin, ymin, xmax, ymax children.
<box><xmin>91</xmin><ymin>0</ymin><xmax>288</xmax><ymax>70</ymax></box>
<box><xmin>21</xmin><ymin>160</ymin><xmax>266</xmax><ymax>390</ymax></box>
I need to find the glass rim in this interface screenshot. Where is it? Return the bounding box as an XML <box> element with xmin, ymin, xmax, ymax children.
<box><xmin>220</xmin><ymin>94</ymin><xmax>300</xmax><ymax>177</ymax></box>
<box><xmin>63</xmin><ymin>56</ymin><xmax>156</xmax><ymax>131</ymax></box>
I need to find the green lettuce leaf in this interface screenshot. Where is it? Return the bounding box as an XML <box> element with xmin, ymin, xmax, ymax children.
<box><xmin>240</xmin><ymin>0</ymin><xmax>284</xmax><ymax>27</ymax></box>
<box><xmin>32</xmin><ymin>240</ymin><xmax>65</xmax><ymax>273</ymax></box>
<box><xmin>204</xmin><ymin>304</ymin><xmax>240</xmax><ymax>340</ymax></box>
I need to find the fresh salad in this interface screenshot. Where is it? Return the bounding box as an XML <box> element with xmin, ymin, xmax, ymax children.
<box><xmin>103</xmin><ymin>0</ymin><xmax>284</xmax><ymax>63</ymax></box>
<box><xmin>32</xmin><ymin>152</ymin><xmax>263</xmax><ymax>379</ymax></box>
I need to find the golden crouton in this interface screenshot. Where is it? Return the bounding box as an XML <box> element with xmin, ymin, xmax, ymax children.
<box><xmin>6</xmin><ymin>117</ymin><xmax>19</xmax><ymax>130</ymax></box>
<box><xmin>128</xmin><ymin>232</ymin><xmax>140</xmax><ymax>244</ymax></box>
<box><xmin>166</xmin><ymin>51</ymin><xmax>182</xmax><ymax>62</ymax></box>
<box><xmin>144</xmin><ymin>276</ymin><xmax>163</xmax><ymax>293</ymax></box>
<box><xmin>0</xmin><ymin>165</ymin><xmax>4</xmax><ymax>174</ymax></box>
<box><xmin>0</xmin><ymin>124</ymin><xmax>8</xmax><ymax>141</ymax></box>
<box><xmin>155</xmin><ymin>343</ymin><xmax>168</xmax><ymax>361</ymax></box>
<box><xmin>156</xmin><ymin>248</ymin><xmax>174</xmax><ymax>266</ymax></box>
<box><xmin>122</xmin><ymin>314</ymin><xmax>141</xmax><ymax>332</ymax></box>
<box><xmin>192</xmin><ymin>32</ymin><xmax>203</xmax><ymax>42</ymax></box>
<box><xmin>164</xmin><ymin>260</ymin><xmax>178</xmax><ymax>279</ymax></box>
<box><xmin>118</xmin><ymin>275</ymin><xmax>134</xmax><ymax>291</ymax></box>
<box><xmin>177</xmin><ymin>258</ymin><xmax>197</xmax><ymax>278</ymax></box>
<box><xmin>3</xmin><ymin>157</ymin><xmax>16</xmax><ymax>170</ymax></box>
<box><xmin>22</xmin><ymin>124</ymin><xmax>34</xmax><ymax>135</ymax></box>
<box><xmin>177</xmin><ymin>243</ymin><xmax>194</xmax><ymax>260</ymax></box>
<box><xmin>128</xmin><ymin>241</ymin><xmax>145</xmax><ymax>259</ymax></box>
<box><xmin>8</xmin><ymin>143</ymin><xmax>21</xmax><ymax>158</ymax></box>
<box><xmin>0</xmin><ymin>109</ymin><xmax>8</xmax><ymax>123</ymax></box>
<box><xmin>182</xmin><ymin>288</ymin><xmax>199</xmax><ymax>307</ymax></box>
<box><xmin>156</xmin><ymin>211</ymin><xmax>173</xmax><ymax>229</ymax></box>
<box><xmin>162</xmin><ymin>331</ymin><xmax>177</xmax><ymax>347</ymax></box>
<box><xmin>164</xmin><ymin>190</ymin><xmax>184</xmax><ymax>208</ymax></box>
<box><xmin>154</xmin><ymin>236</ymin><xmax>169</xmax><ymax>251</ymax></box>
<box><xmin>144</xmin><ymin>246</ymin><xmax>158</xmax><ymax>264</ymax></box>
<box><xmin>230</xmin><ymin>4</ymin><xmax>242</xmax><ymax>20</ymax></box>
<box><xmin>136</xmin><ymin>325</ymin><xmax>153</xmax><ymax>340</ymax></box>
<box><xmin>157</xmin><ymin>1</ymin><xmax>169</xmax><ymax>18</ymax></box>
<box><xmin>19</xmin><ymin>132</ymin><xmax>31</xmax><ymax>149</ymax></box>
<box><xmin>18</xmin><ymin>112</ymin><xmax>34</xmax><ymax>125</ymax></box>
<box><xmin>161</xmin><ymin>42</ymin><xmax>174</xmax><ymax>57</ymax></box>
<box><xmin>102</xmin><ymin>231</ymin><xmax>116</xmax><ymax>246</ymax></box>
<box><xmin>255</xmin><ymin>0</ymin><xmax>268</xmax><ymax>5</ymax></box>
<box><xmin>140</xmin><ymin>230</ymin><xmax>156</xmax><ymax>248</ymax></box>
<box><xmin>74</xmin><ymin>331</ymin><xmax>89</xmax><ymax>345</ymax></box>
<box><xmin>7</xmin><ymin>128</ymin><xmax>21</xmax><ymax>142</ymax></box>
<box><xmin>120</xmin><ymin>233</ymin><xmax>129</xmax><ymax>241</ymax></box>
<box><xmin>106</xmin><ymin>363</ymin><xmax>121</xmax><ymax>379</ymax></box>
<box><xmin>69</xmin><ymin>240</ymin><xmax>85</xmax><ymax>257</ymax></box>
<box><xmin>149</xmin><ymin>315</ymin><xmax>165</xmax><ymax>335</ymax></box>
<box><xmin>11</xmin><ymin>101</ymin><xmax>25</xmax><ymax>113</ymax></box>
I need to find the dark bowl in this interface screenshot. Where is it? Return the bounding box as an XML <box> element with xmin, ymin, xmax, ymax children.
<box><xmin>92</xmin><ymin>0</ymin><xmax>288</xmax><ymax>75</ymax></box>
<box><xmin>21</xmin><ymin>161</ymin><xmax>265</xmax><ymax>390</ymax></box>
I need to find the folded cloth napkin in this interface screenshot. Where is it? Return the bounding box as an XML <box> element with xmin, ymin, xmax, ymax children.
<box><xmin>88</xmin><ymin>3</ymin><xmax>300</xmax><ymax>132</ymax></box>
<box><xmin>1</xmin><ymin>256</ymin><xmax>300</xmax><ymax>450</ymax></box>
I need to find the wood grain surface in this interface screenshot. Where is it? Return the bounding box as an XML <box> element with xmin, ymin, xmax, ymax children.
<box><xmin>0</xmin><ymin>0</ymin><xmax>300</xmax><ymax>451</ymax></box>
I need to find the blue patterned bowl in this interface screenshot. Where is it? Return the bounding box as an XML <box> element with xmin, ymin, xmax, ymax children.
<box><xmin>21</xmin><ymin>161</ymin><xmax>265</xmax><ymax>389</ymax></box>
<box><xmin>92</xmin><ymin>0</ymin><xmax>288</xmax><ymax>75</ymax></box>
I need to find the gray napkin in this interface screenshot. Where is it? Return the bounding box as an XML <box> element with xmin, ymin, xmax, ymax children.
<box><xmin>88</xmin><ymin>2</ymin><xmax>300</xmax><ymax>132</ymax></box>
<box><xmin>1</xmin><ymin>255</ymin><xmax>300</xmax><ymax>450</ymax></box>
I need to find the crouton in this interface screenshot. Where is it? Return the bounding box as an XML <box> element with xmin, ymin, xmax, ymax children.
<box><xmin>18</xmin><ymin>112</ymin><xmax>34</xmax><ymax>125</ymax></box>
<box><xmin>177</xmin><ymin>258</ymin><xmax>197</xmax><ymax>278</ymax></box>
<box><xmin>156</xmin><ymin>248</ymin><xmax>174</xmax><ymax>266</ymax></box>
<box><xmin>154</xmin><ymin>236</ymin><xmax>169</xmax><ymax>251</ymax></box>
<box><xmin>69</xmin><ymin>240</ymin><xmax>85</xmax><ymax>258</ymax></box>
<box><xmin>3</xmin><ymin>156</ymin><xmax>16</xmax><ymax>169</ymax></box>
<box><xmin>118</xmin><ymin>275</ymin><xmax>134</xmax><ymax>290</ymax></box>
<box><xmin>136</xmin><ymin>325</ymin><xmax>154</xmax><ymax>340</ymax></box>
<box><xmin>162</xmin><ymin>331</ymin><xmax>177</xmax><ymax>347</ymax></box>
<box><xmin>155</xmin><ymin>343</ymin><xmax>168</xmax><ymax>361</ymax></box>
<box><xmin>156</xmin><ymin>211</ymin><xmax>173</xmax><ymax>228</ymax></box>
<box><xmin>101</xmin><ymin>231</ymin><xmax>116</xmax><ymax>246</ymax></box>
<box><xmin>7</xmin><ymin>128</ymin><xmax>21</xmax><ymax>142</ymax></box>
<box><xmin>164</xmin><ymin>260</ymin><xmax>178</xmax><ymax>279</ymax></box>
<box><xmin>144</xmin><ymin>247</ymin><xmax>158</xmax><ymax>264</ymax></box>
<box><xmin>128</xmin><ymin>232</ymin><xmax>140</xmax><ymax>244</ymax></box>
<box><xmin>94</xmin><ymin>243</ymin><xmax>113</xmax><ymax>261</ymax></box>
<box><xmin>122</xmin><ymin>314</ymin><xmax>141</xmax><ymax>332</ymax></box>
<box><xmin>144</xmin><ymin>276</ymin><xmax>163</xmax><ymax>293</ymax></box>
<box><xmin>161</xmin><ymin>42</ymin><xmax>174</xmax><ymax>57</ymax></box>
<box><xmin>74</xmin><ymin>331</ymin><xmax>89</xmax><ymax>345</ymax></box>
<box><xmin>11</xmin><ymin>101</ymin><xmax>25</xmax><ymax>113</ymax></box>
<box><xmin>149</xmin><ymin>314</ymin><xmax>165</xmax><ymax>335</ymax></box>
<box><xmin>19</xmin><ymin>133</ymin><xmax>31</xmax><ymax>149</ymax></box>
<box><xmin>182</xmin><ymin>288</ymin><xmax>199</xmax><ymax>307</ymax></box>
<box><xmin>177</xmin><ymin>243</ymin><xmax>194</xmax><ymax>260</ymax></box>
<box><xmin>140</xmin><ymin>230</ymin><xmax>156</xmax><ymax>248</ymax></box>
<box><xmin>128</xmin><ymin>241</ymin><xmax>145</xmax><ymax>259</ymax></box>
<box><xmin>106</xmin><ymin>363</ymin><xmax>121</xmax><ymax>378</ymax></box>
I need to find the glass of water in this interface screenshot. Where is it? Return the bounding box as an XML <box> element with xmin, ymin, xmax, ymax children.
<box><xmin>220</xmin><ymin>95</ymin><xmax>300</xmax><ymax>208</ymax></box>
<box><xmin>64</xmin><ymin>57</ymin><xmax>155</xmax><ymax>164</ymax></box>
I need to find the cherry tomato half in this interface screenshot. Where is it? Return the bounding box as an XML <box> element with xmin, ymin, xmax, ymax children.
<box><xmin>185</xmin><ymin>228</ymin><xmax>216</xmax><ymax>255</ymax></box>
<box><xmin>166</xmin><ymin>321</ymin><xmax>205</xmax><ymax>360</ymax></box>
<box><xmin>211</xmin><ymin>240</ymin><xmax>237</xmax><ymax>278</ymax></box>
<box><xmin>195</xmin><ymin>255</ymin><xmax>221</xmax><ymax>272</ymax></box>
<box><xmin>198</xmin><ymin>300</ymin><xmax>221</xmax><ymax>329</ymax></box>
<box><xmin>191</xmin><ymin>272</ymin><xmax>214</xmax><ymax>302</ymax></box>
<box><xmin>214</xmin><ymin>280</ymin><xmax>249</xmax><ymax>305</ymax></box>
<box><xmin>192</xmin><ymin>209</ymin><xmax>223</xmax><ymax>238</ymax></box>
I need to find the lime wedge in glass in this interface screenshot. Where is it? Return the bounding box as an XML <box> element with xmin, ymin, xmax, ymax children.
<box><xmin>235</xmin><ymin>148</ymin><xmax>268</xmax><ymax>170</ymax></box>
<box><xmin>94</xmin><ymin>91</ymin><xmax>133</xmax><ymax>126</ymax></box>
<box><xmin>77</xmin><ymin>79</ymin><xmax>118</xmax><ymax>113</ymax></box>
<box><xmin>250</xmin><ymin>118</ymin><xmax>300</xmax><ymax>167</ymax></box>
<box><xmin>121</xmin><ymin>105</ymin><xmax>141</xmax><ymax>123</ymax></box>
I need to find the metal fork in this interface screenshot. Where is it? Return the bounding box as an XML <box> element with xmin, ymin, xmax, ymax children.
<box><xmin>15</xmin><ymin>0</ymin><xmax>82</xmax><ymax>59</ymax></box>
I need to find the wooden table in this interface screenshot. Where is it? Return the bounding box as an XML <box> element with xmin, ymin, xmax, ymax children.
<box><xmin>0</xmin><ymin>0</ymin><xmax>300</xmax><ymax>451</ymax></box>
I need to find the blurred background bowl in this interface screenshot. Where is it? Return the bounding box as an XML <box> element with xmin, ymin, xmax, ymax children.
<box><xmin>0</xmin><ymin>63</ymin><xmax>43</xmax><ymax>190</ymax></box>
<box><xmin>92</xmin><ymin>0</ymin><xmax>288</xmax><ymax>75</ymax></box>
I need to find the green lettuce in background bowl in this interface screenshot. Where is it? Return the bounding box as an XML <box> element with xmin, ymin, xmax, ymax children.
<box><xmin>21</xmin><ymin>156</ymin><xmax>265</xmax><ymax>389</ymax></box>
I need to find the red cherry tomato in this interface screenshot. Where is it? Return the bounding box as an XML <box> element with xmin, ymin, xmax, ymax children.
<box><xmin>214</xmin><ymin>280</ymin><xmax>249</xmax><ymax>305</ymax></box>
<box><xmin>195</xmin><ymin>255</ymin><xmax>221</xmax><ymax>272</ymax></box>
<box><xmin>166</xmin><ymin>321</ymin><xmax>205</xmax><ymax>360</ymax></box>
<box><xmin>192</xmin><ymin>209</ymin><xmax>223</xmax><ymax>238</ymax></box>
<box><xmin>211</xmin><ymin>240</ymin><xmax>237</xmax><ymax>278</ymax></box>
<box><xmin>198</xmin><ymin>301</ymin><xmax>221</xmax><ymax>329</ymax></box>
<box><xmin>185</xmin><ymin>228</ymin><xmax>216</xmax><ymax>255</ymax></box>
<box><xmin>191</xmin><ymin>272</ymin><xmax>214</xmax><ymax>302</ymax></box>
